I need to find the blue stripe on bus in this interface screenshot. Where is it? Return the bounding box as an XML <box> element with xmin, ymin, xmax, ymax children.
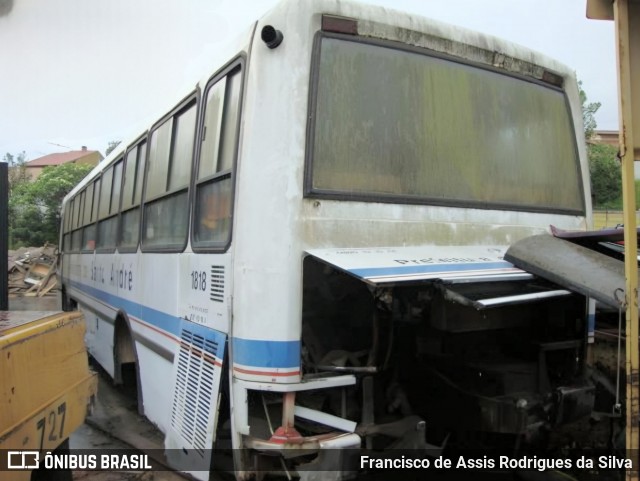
<box><xmin>232</xmin><ymin>337</ymin><xmax>300</xmax><ymax>369</ymax></box>
<box><xmin>68</xmin><ymin>279</ymin><xmax>299</xmax><ymax>369</ymax></box>
<box><xmin>350</xmin><ymin>261</ymin><xmax>514</xmax><ymax>278</ymax></box>
<box><xmin>587</xmin><ymin>312</ymin><xmax>596</xmax><ymax>336</ymax></box>
<box><xmin>69</xmin><ymin>279</ymin><xmax>182</xmax><ymax>337</ymax></box>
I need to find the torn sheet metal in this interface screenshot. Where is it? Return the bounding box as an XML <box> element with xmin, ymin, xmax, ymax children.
<box><xmin>434</xmin><ymin>281</ymin><xmax>572</xmax><ymax>310</ymax></box>
<box><xmin>550</xmin><ymin>225</ymin><xmax>628</xmax><ymax>244</ymax></box>
<box><xmin>305</xmin><ymin>245</ymin><xmax>529</xmax><ymax>285</ymax></box>
<box><xmin>551</xmin><ymin>225</ymin><xmax>639</xmax><ymax>262</ymax></box>
<box><xmin>505</xmin><ymin>234</ymin><xmax>631</xmax><ymax>309</ymax></box>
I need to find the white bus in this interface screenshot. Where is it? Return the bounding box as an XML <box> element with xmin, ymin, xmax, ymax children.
<box><xmin>60</xmin><ymin>0</ymin><xmax>594</xmax><ymax>478</ymax></box>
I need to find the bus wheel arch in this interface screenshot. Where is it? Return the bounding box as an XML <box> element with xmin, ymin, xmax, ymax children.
<box><xmin>113</xmin><ymin>311</ymin><xmax>144</xmax><ymax>415</ymax></box>
<box><xmin>60</xmin><ymin>285</ymin><xmax>77</xmax><ymax>312</ymax></box>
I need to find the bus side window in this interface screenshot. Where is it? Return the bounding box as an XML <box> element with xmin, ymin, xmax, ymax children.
<box><xmin>63</xmin><ymin>198</ymin><xmax>73</xmax><ymax>252</ymax></box>
<box><xmin>81</xmin><ymin>181</ymin><xmax>96</xmax><ymax>252</ymax></box>
<box><xmin>75</xmin><ymin>189</ymin><xmax>86</xmax><ymax>252</ymax></box>
<box><xmin>193</xmin><ymin>65</ymin><xmax>242</xmax><ymax>249</ymax></box>
<box><xmin>142</xmin><ymin>98</ymin><xmax>197</xmax><ymax>250</ymax></box>
<box><xmin>119</xmin><ymin>140</ymin><xmax>146</xmax><ymax>251</ymax></box>
<box><xmin>96</xmin><ymin>159</ymin><xmax>123</xmax><ymax>251</ymax></box>
<box><xmin>62</xmin><ymin>197</ymin><xmax>71</xmax><ymax>252</ymax></box>
<box><xmin>76</xmin><ymin>191</ymin><xmax>85</xmax><ymax>232</ymax></box>
<box><xmin>69</xmin><ymin>197</ymin><xmax>81</xmax><ymax>251</ymax></box>
<box><xmin>196</xmin><ymin>179</ymin><xmax>232</xmax><ymax>243</ymax></box>
<box><xmin>86</xmin><ymin>178</ymin><xmax>101</xmax><ymax>251</ymax></box>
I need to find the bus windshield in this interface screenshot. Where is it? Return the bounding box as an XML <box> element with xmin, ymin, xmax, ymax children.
<box><xmin>309</xmin><ymin>37</ymin><xmax>584</xmax><ymax>213</ymax></box>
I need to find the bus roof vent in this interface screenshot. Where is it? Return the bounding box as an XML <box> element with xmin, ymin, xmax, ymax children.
<box><xmin>321</xmin><ymin>15</ymin><xmax>358</xmax><ymax>35</ymax></box>
<box><xmin>170</xmin><ymin>329</ymin><xmax>219</xmax><ymax>454</ymax></box>
<box><xmin>210</xmin><ymin>265</ymin><xmax>225</xmax><ymax>303</ymax></box>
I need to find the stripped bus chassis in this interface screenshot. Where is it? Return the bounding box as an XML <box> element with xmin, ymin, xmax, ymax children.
<box><xmin>293</xmin><ymin>256</ymin><xmax>594</xmax><ymax>455</ymax></box>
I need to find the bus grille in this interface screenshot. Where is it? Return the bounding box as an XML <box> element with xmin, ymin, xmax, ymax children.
<box><xmin>170</xmin><ymin>328</ymin><xmax>219</xmax><ymax>455</ymax></box>
<box><xmin>210</xmin><ymin>265</ymin><xmax>225</xmax><ymax>303</ymax></box>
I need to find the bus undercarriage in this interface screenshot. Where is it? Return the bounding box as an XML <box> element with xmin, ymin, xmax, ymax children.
<box><xmin>235</xmin><ymin>244</ymin><xmax>596</xmax><ymax>474</ymax></box>
<box><xmin>240</xmin><ymin>249</ymin><xmax>597</xmax><ymax>476</ymax></box>
<box><xmin>299</xmin><ymin>256</ymin><xmax>594</xmax><ymax>447</ymax></box>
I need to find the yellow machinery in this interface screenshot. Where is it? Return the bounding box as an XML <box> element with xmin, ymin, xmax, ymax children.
<box><xmin>0</xmin><ymin>311</ymin><xmax>98</xmax><ymax>480</ymax></box>
<box><xmin>587</xmin><ymin>1</ymin><xmax>640</xmax><ymax>478</ymax></box>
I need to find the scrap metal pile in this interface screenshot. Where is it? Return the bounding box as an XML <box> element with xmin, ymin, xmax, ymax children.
<box><xmin>7</xmin><ymin>244</ymin><xmax>58</xmax><ymax>297</ymax></box>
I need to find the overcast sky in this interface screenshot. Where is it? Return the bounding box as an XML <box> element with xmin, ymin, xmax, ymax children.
<box><xmin>0</xmin><ymin>0</ymin><xmax>617</xmax><ymax>161</ymax></box>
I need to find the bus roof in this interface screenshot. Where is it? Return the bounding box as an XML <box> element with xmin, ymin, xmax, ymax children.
<box><xmin>64</xmin><ymin>0</ymin><xmax>578</xmax><ymax>202</ymax></box>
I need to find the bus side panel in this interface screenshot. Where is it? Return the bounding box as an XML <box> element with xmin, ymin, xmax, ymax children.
<box><xmin>229</xmin><ymin>1</ymin><xmax>316</xmax><ymax>385</ymax></box>
<box><xmin>82</xmin><ymin>308</ymin><xmax>116</xmax><ymax>377</ymax></box>
<box><xmin>177</xmin><ymin>252</ymin><xmax>232</xmax><ymax>334</ymax></box>
<box><xmin>164</xmin><ymin>319</ymin><xmax>228</xmax><ymax>478</ymax></box>
<box><xmin>136</xmin><ymin>342</ymin><xmax>174</xmax><ymax>433</ymax></box>
<box><xmin>155</xmin><ymin>253</ymin><xmax>232</xmax><ymax>475</ymax></box>
<box><xmin>64</xmin><ymin>251</ymin><xmax>117</xmax><ymax>378</ymax></box>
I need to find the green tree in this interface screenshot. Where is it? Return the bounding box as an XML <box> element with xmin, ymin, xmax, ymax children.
<box><xmin>10</xmin><ymin>205</ymin><xmax>47</xmax><ymax>247</ymax></box>
<box><xmin>579</xmin><ymin>80</ymin><xmax>601</xmax><ymax>141</ymax></box>
<box><xmin>29</xmin><ymin>163</ymin><xmax>94</xmax><ymax>240</ymax></box>
<box><xmin>7</xmin><ymin>159</ymin><xmax>93</xmax><ymax>248</ymax></box>
<box><xmin>105</xmin><ymin>140</ymin><xmax>121</xmax><ymax>156</ymax></box>
<box><xmin>589</xmin><ymin>143</ymin><xmax>621</xmax><ymax>207</ymax></box>
<box><xmin>578</xmin><ymin>81</ymin><xmax>621</xmax><ymax>207</ymax></box>
<box><xmin>4</xmin><ymin>151</ymin><xmax>28</xmax><ymax>187</ymax></box>
<box><xmin>5</xmin><ymin>151</ymin><xmax>34</xmax><ymax>248</ymax></box>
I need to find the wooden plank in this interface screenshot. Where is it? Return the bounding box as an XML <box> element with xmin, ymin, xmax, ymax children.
<box><xmin>38</xmin><ymin>278</ymin><xmax>58</xmax><ymax>297</ymax></box>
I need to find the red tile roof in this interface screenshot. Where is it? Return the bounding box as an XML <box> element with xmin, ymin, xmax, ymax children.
<box><xmin>26</xmin><ymin>150</ymin><xmax>100</xmax><ymax>167</ymax></box>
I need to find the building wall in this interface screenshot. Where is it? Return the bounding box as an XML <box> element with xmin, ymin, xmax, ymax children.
<box><xmin>591</xmin><ymin>130</ymin><xmax>618</xmax><ymax>147</ymax></box>
<box><xmin>25</xmin><ymin>166</ymin><xmax>44</xmax><ymax>181</ymax></box>
<box><xmin>74</xmin><ymin>151</ymin><xmax>102</xmax><ymax>167</ymax></box>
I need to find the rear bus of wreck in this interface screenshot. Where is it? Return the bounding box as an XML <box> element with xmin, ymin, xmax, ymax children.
<box><xmin>59</xmin><ymin>0</ymin><xmax>593</xmax><ymax>478</ymax></box>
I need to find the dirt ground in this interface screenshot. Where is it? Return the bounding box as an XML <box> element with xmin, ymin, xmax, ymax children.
<box><xmin>70</xmin><ymin>386</ymin><xmax>186</xmax><ymax>481</ymax></box>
